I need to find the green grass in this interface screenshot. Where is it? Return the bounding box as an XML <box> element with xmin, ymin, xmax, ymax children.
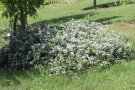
<box><xmin>0</xmin><ymin>0</ymin><xmax>135</xmax><ymax>89</ymax></box>
<box><xmin>1</xmin><ymin>60</ymin><xmax>135</xmax><ymax>90</ymax></box>
<box><xmin>1</xmin><ymin>0</ymin><xmax>135</xmax><ymax>43</ymax></box>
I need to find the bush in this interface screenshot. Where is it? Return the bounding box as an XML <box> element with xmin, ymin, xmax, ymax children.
<box><xmin>0</xmin><ymin>24</ymin><xmax>57</xmax><ymax>70</ymax></box>
<box><xmin>0</xmin><ymin>20</ymin><xmax>133</xmax><ymax>74</ymax></box>
<box><xmin>50</xmin><ymin>20</ymin><xmax>132</xmax><ymax>74</ymax></box>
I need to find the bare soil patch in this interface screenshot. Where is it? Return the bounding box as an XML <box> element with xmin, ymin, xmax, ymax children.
<box><xmin>66</xmin><ymin>0</ymin><xmax>76</xmax><ymax>4</ymax></box>
<box><xmin>121</xmin><ymin>23</ymin><xmax>135</xmax><ymax>30</ymax></box>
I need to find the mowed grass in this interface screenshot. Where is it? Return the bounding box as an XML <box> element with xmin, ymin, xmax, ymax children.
<box><xmin>0</xmin><ymin>0</ymin><xmax>135</xmax><ymax>90</ymax></box>
<box><xmin>0</xmin><ymin>0</ymin><xmax>135</xmax><ymax>42</ymax></box>
<box><xmin>1</xmin><ymin>60</ymin><xmax>135</xmax><ymax>90</ymax></box>
<box><xmin>0</xmin><ymin>0</ymin><xmax>135</xmax><ymax>43</ymax></box>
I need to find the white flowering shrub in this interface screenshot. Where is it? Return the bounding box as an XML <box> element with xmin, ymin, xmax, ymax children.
<box><xmin>50</xmin><ymin>20</ymin><xmax>132</xmax><ymax>74</ymax></box>
<box><xmin>0</xmin><ymin>20</ymin><xmax>133</xmax><ymax>74</ymax></box>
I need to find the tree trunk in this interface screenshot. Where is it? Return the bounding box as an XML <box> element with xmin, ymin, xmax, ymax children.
<box><xmin>20</xmin><ymin>14</ymin><xmax>28</xmax><ymax>30</ymax></box>
<box><xmin>19</xmin><ymin>6</ymin><xmax>28</xmax><ymax>30</ymax></box>
<box><xmin>13</xmin><ymin>15</ymin><xmax>18</xmax><ymax>33</ymax></box>
<box><xmin>93</xmin><ymin>0</ymin><xmax>97</xmax><ymax>9</ymax></box>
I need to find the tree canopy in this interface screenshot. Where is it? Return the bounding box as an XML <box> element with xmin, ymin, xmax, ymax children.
<box><xmin>0</xmin><ymin>0</ymin><xmax>45</xmax><ymax>31</ymax></box>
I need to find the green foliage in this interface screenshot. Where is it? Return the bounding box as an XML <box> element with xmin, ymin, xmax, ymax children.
<box><xmin>0</xmin><ymin>24</ymin><xmax>57</xmax><ymax>69</ymax></box>
<box><xmin>1</xmin><ymin>0</ymin><xmax>44</xmax><ymax>18</ymax></box>
<box><xmin>50</xmin><ymin>20</ymin><xmax>132</xmax><ymax>74</ymax></box>
<box><xmin>0</xmin><ymin>0</ymin><xmax>135</xmax><ymax>89</ymax></box>
<box><xmin>0</xmin><ymin>0</ymin><xmax>45</xmax><ymax>30</ymax></box>
<box><xmin>0</xmin><ymin>20</ymin><xmax>132</xmax><ymax>74</ymax></box>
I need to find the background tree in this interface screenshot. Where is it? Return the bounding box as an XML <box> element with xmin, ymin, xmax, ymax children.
<box><xmin>93</xmin><ymin>0</ymin><xmax>97</xmax><ymax>9</ymax></box>
<box><xmin>0</xmin><ymin>0</ymin><xmax>45</xmax><ymax>31</ymax></box>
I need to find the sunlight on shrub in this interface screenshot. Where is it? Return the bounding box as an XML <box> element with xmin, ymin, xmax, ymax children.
<box><xmin>50</xmin><ymin>20</ymin><xmax>132</xmax><ymax>74</ymax></box>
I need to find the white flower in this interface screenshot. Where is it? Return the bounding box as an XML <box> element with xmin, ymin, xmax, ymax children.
<box><xmin>7</xmin><ymin>33</ymin><xmax>11</xmax><ymax>37</ymax></box>
<box><xmin>69</xmin><ymin>37</ymin><xmax>80</xmax><ymax>42</ymax></box>
<box><xmin>66</xmin><ymin>44</ymin><xmax>74</xmax><ymax>50</ymax></box>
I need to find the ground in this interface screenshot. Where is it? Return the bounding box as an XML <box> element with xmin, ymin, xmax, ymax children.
<box><xmin>0</xmin><ymin>0</ymin><xmax>135</xmax><ymax>90</ymax></box>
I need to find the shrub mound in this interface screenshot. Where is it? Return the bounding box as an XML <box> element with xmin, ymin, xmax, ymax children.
<box><xmin>0</xmin><ymin>20</ymin><xmax>132</xmax><ymax>74</ymax></box>
<box><xmin>50</xmin><ymin>20</ymin><xmax>132</xmax><ymax>74</ymax></box>
<box><xmin>0</xmin><ymin>24</ymin><xmax>57</xmax><ymax>69</ymax></box>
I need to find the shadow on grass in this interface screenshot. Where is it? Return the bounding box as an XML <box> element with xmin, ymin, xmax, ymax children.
<box><xmin>0</xmin><ymin>38</ymin><xmax>43</xmax><ymax>87</ymax></box>
<box><xmin>82</xmin><ymin>1</ymin><xmax>120</xmax><ymax>10</ymax></box>
<box><xmin>83</xmin><ymin>1</ymin><xmax>135</xmax><ymax>10</ymax></box>
<box><xmin>0</xmin><ymin>69</ymin><xmax>41</xmax><ymax>87</ymax></box>
<box><xmin>32</xmin><ymin>12</ymin><xmax>121</xmax><ymax>26</ymax></box>
<box><xmin>93</xmin><ymin>16</ymin><xmax>122</xmax><ymax>24</ymax></box>
<box><xmin>32</xmin><ymin>12</ymin><xmax>96</xmax><ymax>25</ymax></box>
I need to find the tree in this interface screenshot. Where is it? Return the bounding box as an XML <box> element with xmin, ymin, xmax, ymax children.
<box><xmin>93</xmin><ymin>0</ymin><xmax>97</xmax><ymax>9</ymax></box>
<box><xmin>0</xmin><ymin>0</ymin><xmax>45</xmax><ymax>31</ymax></box>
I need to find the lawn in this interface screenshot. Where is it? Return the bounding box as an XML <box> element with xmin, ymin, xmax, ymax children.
<box><xmin>0</xmin><ymin>0</ymin><xmax>135</xmax><ymax>90</ymax></box>
<box><xmin>1</xmin><ymin>0</ymin><xmax>135</xmax><ymax>43</ymax></box>
<box><xmin>1</xmin><ymin>60</ymin><xmax>135</xmax><ymax>90</ymax></box>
